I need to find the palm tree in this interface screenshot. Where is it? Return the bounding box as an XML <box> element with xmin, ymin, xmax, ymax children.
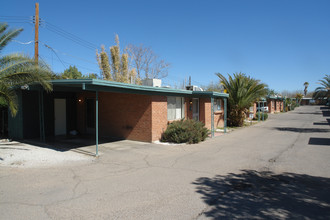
<box><xmin>303</xmin><ymin>82</ymin><xmax>309</xmax><ymax>96</ymax></box>
<box><xmin>267</xmin><ymin>89</ymin><xmax>276</xmax><ymax>97</ymax></box>
<box><xmin>216</xmin><ymin>72</ymin><xmax>268</xmax><ymax>127</ymax></box>
<box><xmin>0</xmin><ymin>23</ymin><xmax>52</xmax><ymax>116</ymax></box>
<box><xmin>313</xmin><ymin>75</ymin><xmax>330</xmax><ymax>100</ymax></box>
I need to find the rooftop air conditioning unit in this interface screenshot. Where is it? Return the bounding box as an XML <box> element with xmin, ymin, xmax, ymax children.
<box><xmin>186</xmin><ymin>85</ymin><xmax>204</xmax><ymax>91</ymax></box>
<box><xmin>142</xmin><ymin>78</ymin><xmax>162</xmax><ymax>87</ymax></box>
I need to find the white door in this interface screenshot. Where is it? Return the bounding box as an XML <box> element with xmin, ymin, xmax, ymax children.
<box><xmin>192</xmin><ymin>98</ymin><xmax>199</xmax><ymax>121</ymax></box>
<box><xmin>54</xmin><ymin>99</ymin><xmax>66</xmax><ymax>136</ymax></box>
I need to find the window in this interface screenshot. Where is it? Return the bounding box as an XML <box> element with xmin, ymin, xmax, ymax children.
<box><xmin>167</xmin><ymin>97</ymin><xmax>185</xmax><ymax>120</ymax></box>
<box><xmin>213</xmin><ymin>99</ymin><xmax>221</xmax><ymax>112</ymax></box>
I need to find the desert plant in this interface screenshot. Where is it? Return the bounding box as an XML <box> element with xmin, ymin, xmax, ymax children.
<box><xmin>216</xmin><ymin>72</ymin><xmax>268</xmax><ymax>127</ymax></box>
<box><xmin>0</xmin><ymin>23</ymin><xmax>52</xmax><ymax>116</ymax></box>
<box><xmin>313</xmin><ymin>74</ymin><xmax>330</xmax><ymax>100</ymax></box>
<box><xmin>161</xmin><ymin>119</ymin><xmax>209</xmax><ymax>144</ymax></box>
<box><xmin>303</xmin><ymin>82</ymin><xmax>309</xmax><ymax>96</ymax></box>
<box><xmin>254</xmin><ymin>112</ymin><xmax>268</xmax><ymax>121</ymax></box>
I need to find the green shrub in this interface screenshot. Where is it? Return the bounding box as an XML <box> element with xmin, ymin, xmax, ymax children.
<box><xmin>161</xmin><ymin>119</ymin><xmax>209</xmax><ymax>144</ymax></box>
<box><xmin>254</xmin><ymin>112</ymin><xmax>268</xmax><ymax>120</ymax></box>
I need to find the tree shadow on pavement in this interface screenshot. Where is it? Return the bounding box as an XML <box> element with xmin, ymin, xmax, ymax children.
<box><xmin>273</xmin><ymin>127</ymin><xmax>330</xmax><ymax>133</ymax></box>
<box><xmin>309</xmin><ymin>137</ymin><xmax>330</xmax><ymax>146</ymax></box>
<box><xmin>193</xmin><ymin>170</ymin><xmax>330</xmax><ymax>219</ymax></box>
<box><xmin>321</xmin><ymin>106</ymin><xmax>330</xmax><ymax>117</ymax></box>
<box><xmin>295</xmin><ymin>112</ymin><xmax>322</xmax><ymax>115</ymax></box>
<box><xmin>313</xmin><ymin>119</ymin><xmax>330</xmax><ymax>126</ymax></box>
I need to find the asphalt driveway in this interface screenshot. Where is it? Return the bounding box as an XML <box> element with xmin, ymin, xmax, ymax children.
<box><xmin>0</xmin><ymin>105</ymin><xmax>329</xmax><ymax>219</ymax></box>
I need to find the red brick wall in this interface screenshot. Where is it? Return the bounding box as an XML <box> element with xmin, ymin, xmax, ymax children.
<box><xmin>268</xmin><ymin>100</ymin><xmax>275</xmax><ymax>113</ymax></box>
<box><xmin>76</xmin><ymin>92</ymin><xmax>153</xmax><ymax>142</ymax></box>
<box><xmin>275</xmin><ymin>101</ymin><xmax>281</xmax><ymax>112</ymax></box>
<box><xmin>214</xmin><ymin>112</ymin><xmax>224</xmax><ymax>128</ymax></box>
<box><xmin>199</xmin><ymin>98</ymin><xmax>211</xmax><ymax>129</ymax></box>
<box><xmin>76</xmin><ymin>93</ymin><xmax>225</xmax><ymax>142</ymax></box>
<box><xmin>185</xmin><ymin>97</ymin><xmax>224</xmax><ymax>129</ymax></box>
<box><xmin>214</xmin><ymin>99</ymin><xmax>224</xmax><ymax>128</ymax></box>
<box><xmin>151</xmin><ymin>96</ymin><xmax>168</xmax><ymax>141</ymax></box>
<box><xmin>185</xmin><ymin>97</ymin><xmax>192</xmax><ymax>119</ymax></box>
<box><xmin>246</xmin><ymin>103</ymin><xmax>257</xmax><ymax>119</ymax></box>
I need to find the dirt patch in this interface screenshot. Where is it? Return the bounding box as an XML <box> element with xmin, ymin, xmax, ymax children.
<box><xmin>0</xmin><ymin>140</ymin><xmax>92</xmax><ymax>168</ymax></box>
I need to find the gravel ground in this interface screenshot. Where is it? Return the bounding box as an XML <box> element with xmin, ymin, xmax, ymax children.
<box><xmin>0</xmin><ymin>140</ymin><xmax>92</xmax><ymax>168</ymax></box>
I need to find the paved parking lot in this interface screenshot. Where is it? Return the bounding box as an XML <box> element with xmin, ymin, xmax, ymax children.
<box><xmin>0</xmin><ymin>105</ymin><xmax>329</xmax><ymax>219</ymax></box>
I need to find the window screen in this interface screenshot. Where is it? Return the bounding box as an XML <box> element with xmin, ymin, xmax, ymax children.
<box><xmin>213</xmin><ymin>99</ymin><xmax>221</xmax><ymax>111</ymax></box>
<box><xmin>167</xmin><ymin>97</ymin><xmax>185</xmax><ymax>120</ymax></box>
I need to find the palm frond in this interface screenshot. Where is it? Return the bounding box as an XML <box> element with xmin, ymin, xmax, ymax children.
<box><xmin>0</xmin><ymin>53</ymin><xmax>53</xmax><ymax>92</ymax></box>
<box><xmin>0</xmin><ymin>23</ymin><xmax>23</xmax><ymax>52</ymax></box>
<box><xmin>313</xmin><ymin>74</ymin><xmax>330</xmax><ymax>99</ymax></box>
<box><xmin>0</xmin><ymin>83</ymin><xmax>18</xmax><ymax>116</ymax></box>
<box><xmin>216</xmin><ymin>72</ymin><xmax>267</xmax><ymax>126</ymax></box>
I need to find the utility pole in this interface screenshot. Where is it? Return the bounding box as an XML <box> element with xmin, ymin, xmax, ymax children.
<box><xmin>34</xmin><ymin>3</ymin><xmax>39</xmax><ymax>64</ymax></box>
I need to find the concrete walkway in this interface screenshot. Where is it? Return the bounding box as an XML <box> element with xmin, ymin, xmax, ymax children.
<box><xmin>0</xmin><ymin>106</ymin><xmax>329</xmax><ymax>219</ymax></box>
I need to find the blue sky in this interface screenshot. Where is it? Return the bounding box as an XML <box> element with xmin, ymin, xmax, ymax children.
<box><xmin>1</xmin><ymin>0</ymin><xmax>330</xmax><ymax>93</ymax></box>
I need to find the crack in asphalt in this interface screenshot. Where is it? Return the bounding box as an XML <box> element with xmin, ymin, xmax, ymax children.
<box><xmin>266</xmin><ymin>120</ymin><xmax>309</xmax><ymax>170</ymax></box>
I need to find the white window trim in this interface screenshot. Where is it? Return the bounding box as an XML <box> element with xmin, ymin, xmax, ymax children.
<box><xmin>214</xmin><ymin>99</ymin><xmax>222</xmax><ymax>112</ymax></box>
<box><xmin>167</xmin><ymin>97</ymin><xmax>185</xmax><ymax>121</ymax></box>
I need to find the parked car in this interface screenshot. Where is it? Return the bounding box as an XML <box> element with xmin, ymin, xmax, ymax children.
<box><xmin>257</xmin><ymin>106</ymin><xmax>269</xmax><ymax>112</ymax></box>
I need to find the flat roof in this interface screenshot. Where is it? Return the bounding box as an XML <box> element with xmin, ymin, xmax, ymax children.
<box><xmin>267</xmin><ymin>95</ymin><xmax>284</xmax><ymax>100</ymax></box>
<box><xmin>49</xmin><ymin>79</ymin><xmax>229</xmax><ymax>98</ymax></box>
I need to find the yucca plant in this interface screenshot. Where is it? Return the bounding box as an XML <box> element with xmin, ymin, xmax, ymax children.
<box><xmin>216</xmin><ymin>72</ymin><xmax>268</xmax><ymax>127</ymax></box>
<box><xmin>0</xmin><ymin>22</ymin><xmax>52</xmax><ymax>116</ymax></box>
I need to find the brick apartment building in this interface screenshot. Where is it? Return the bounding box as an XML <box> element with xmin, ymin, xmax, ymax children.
<box><xmin>250</xmin><ymin>96</ymin><xmax>284</xmax><ymax>119</ymax></box>
<box><xmin>267</xmin><ymin>96</ymin><xmax>284</xmax><ymax>113</ymax></box>
<box><xmin>8</xmin><ymin>79</ymin><xmax>228</xmax><ymax>143</ymax></box>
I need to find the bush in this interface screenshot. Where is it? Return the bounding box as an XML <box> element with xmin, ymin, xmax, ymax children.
<box><xmin>161</xmin><ymin>119</ymin><xmax>209</xmax><ymax>144</ymax></box>
<box><xmin>254</xmin><ymin>112</ymin><xmax>268</xmax><ymax>120</ymax></box>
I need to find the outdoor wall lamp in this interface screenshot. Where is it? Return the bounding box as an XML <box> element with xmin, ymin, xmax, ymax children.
<box><xmin>189</xmin><ymin>99</ymin><xmax>193</xmax><ymax>111</ymax></box>
<box><xmin>78</xmin><ymin>98</ymin><xmax>82</xmax><ymax>103</ymax></box>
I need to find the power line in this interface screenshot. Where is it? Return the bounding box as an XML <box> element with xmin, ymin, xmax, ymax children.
<box><xmin>41</xmin><ymin>54</ymin><xmax>100</xmax><ymax>73</ymax></box>
<box><xmin>42</xmin><ymin>44</ymin><xmax>67</xmax><ymax>69</ymax></box>
<box><xmin>42</xmin><ymin>21</ymin><xmax>98</xmax><ymax>51</ymax></box>
<box><xmin>43</xmin><ymin>25</ymin><xmax>96</xmax><ymax>51</ymax></box>
<box><xmin>39</xmin><ymin>41</ymin><xmax>98</xmax><ymax>65</ymax></box>
<box><xmin>12</xmin><ymin>40</ymin><xmax>34</xmax><ymax>45</ymax></box>
<box><xmin>0</xmin><ymin>21</ymin><xmax>32</xmax><ymax>24</ymax></box>
<box><xmin>0</xmin><ymin>16</ymin><xmax>31</xmax><ymax>18</ymax></box>
<box><xmin>45</xmin><ymin>21</ymin><xmax>98</xmax><ymax>48</ymax></box>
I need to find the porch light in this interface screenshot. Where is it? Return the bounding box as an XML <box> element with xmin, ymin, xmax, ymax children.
<box><xmin>78</xmin><ymin>99</ymin><xmax>82</xmax><ymax>102</ymax></box>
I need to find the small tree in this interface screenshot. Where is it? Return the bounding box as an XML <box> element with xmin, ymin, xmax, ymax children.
<box><xmin>303</xmin><ymin>82</ymin><xmax>309</xmax><ymax>96</ymax></box>
<box><xmin>204</xmin><ymin>80</ymin><xmax>223</xmax><ymax>92</ymax></box>
<box><xmin>96</xmin><ymin>35</ymin><xmax>141</xmax><ymax>83</ymax></box>
<box><xmin>60</xmin><ymin>65</ymin><xmax>97</xmax><ymax>79</ymax></box>
<box><xmin>216</xmin><ymin>72</ymin><xmax>268</xmax><ymax>127</ymax></box>
<box><xmin>61</xmin><ymin>65</ymin><xmax>82</xmax><ymax>79</ymax></box>
<box><xmin>96</xmin><ymin>45</ymin><xmax>112</xmax><ymax>80</ymax></box>
<box><xmin>125</xmin><ymin>43</ymin><xmax>170</xmax><ymax>79</ymax></box>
